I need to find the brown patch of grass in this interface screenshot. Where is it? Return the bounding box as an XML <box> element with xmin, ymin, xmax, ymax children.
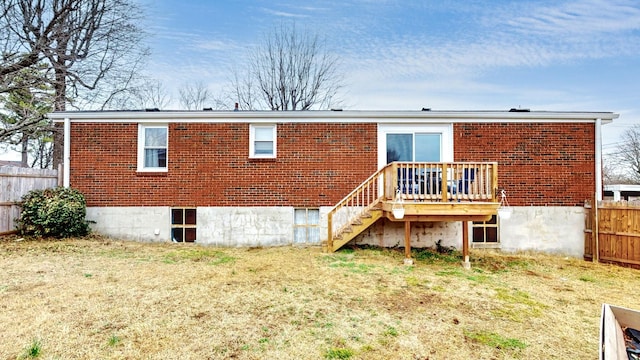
<box><xmin>0</xmin><ymin>236</ymin><xmax>638</xmax><ymax>359</ymax></box>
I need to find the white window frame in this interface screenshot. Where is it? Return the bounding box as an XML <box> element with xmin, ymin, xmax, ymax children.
<box><xmin>377</xmin><ymin>124</ymin><xmax>453</xmax><ymax>169</ymax></box>
<box><xmin>137</xmin><ymin>124</ymin><xmax>168</xmax><ymax>172</ymax></box>
<box><xmin>293</xmin><ymin>208</ymin><xmax>320</xmax><ymax>244</ymax></box>
<box><xmin>249</xmin><ymin>124</ymin><xmax>277</xmax><ymax>159</ymax></box>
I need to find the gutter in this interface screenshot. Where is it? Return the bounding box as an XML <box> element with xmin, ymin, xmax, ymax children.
<box><xmin>47</xmin><ymin>110</ymin><xmax>620</xmax><ymax>124</ymax></box>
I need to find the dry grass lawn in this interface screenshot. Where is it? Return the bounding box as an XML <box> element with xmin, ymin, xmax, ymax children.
<box><xmin>1</xmin><ymin>236</ymin><xmax>638</xmax><ymax>360</ymax></box>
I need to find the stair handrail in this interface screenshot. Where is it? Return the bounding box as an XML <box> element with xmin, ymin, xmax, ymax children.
<box><xmin>327</xmin><ymin>164</ymin><xmax>391</xmax><ymax>251</ymax></box>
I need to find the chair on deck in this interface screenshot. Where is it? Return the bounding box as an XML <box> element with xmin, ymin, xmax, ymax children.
<box><xmin>457</xmin><ymin>168</ymin><xmax>476</xmax><ymax>194</ymax></box>
<box><xmin>397</xmin><ymin>167</ymin><xmax>420</xmax><ymax>195</ymax></box>
<box><xmin>423</xmin><ymin>168</ymin><xmax>441</xmax><ymax>196</ymax></box>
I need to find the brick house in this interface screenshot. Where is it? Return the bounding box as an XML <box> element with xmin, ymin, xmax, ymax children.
<box><xmin>49</xmin><ymin>109</ymin><xmax>617</xmax><ymax>258</ymax></box>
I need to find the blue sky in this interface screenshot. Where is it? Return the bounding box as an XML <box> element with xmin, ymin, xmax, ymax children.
<box><xmin>2</xmin><ymin>0</ymin><xmax>638</xmax><ymax>160</ymax></box>
<box><xmin>141</xmin><ymin>0</ymin><xmax>640</xmax><ymax>152</ymax></box>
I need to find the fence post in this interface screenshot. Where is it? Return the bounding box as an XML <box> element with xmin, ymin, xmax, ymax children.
<box><xmin>57</xmin><ymin>163</ymin><xmax>63</xmax><ymax>187</ymax></box>
<box><xmin>592</xmin><ymin>192</ymin><xmax>599</xmax><ymax>263</ymax></box>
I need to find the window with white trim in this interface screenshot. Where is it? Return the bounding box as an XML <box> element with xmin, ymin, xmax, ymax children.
<box><xmin>249</xmin><ymin>124</ymin><xmax>277</xmax><ymax>158</ymax></box>
<box><xmin>138</xmin><ymin>124</ymin><xmax>168</xmax><ymax>171</ymax></box>
<box><xmin>377</xmin><ymin>124</ymin><xmax>453</xmax><ymax>169</ymax></box>
<box><xmin>472</xmin><ymin>215</ymin><xmax>499</xmax><ymax>247</ymax></box>
<box><xmin>171</xmin><ymin>208</ymin><xmax>196</xmax><ymax>243</ymax></box>
<box><xmin>294</xmin><ymin>208</ymin><xmax>320</xmax><ymax>244</ymax></box>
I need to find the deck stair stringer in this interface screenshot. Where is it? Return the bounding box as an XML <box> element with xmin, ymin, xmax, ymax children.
<box><xmin>330</xmin><ymin>207</ymin><xmax>383</xmax><ymax>252</ymax></box>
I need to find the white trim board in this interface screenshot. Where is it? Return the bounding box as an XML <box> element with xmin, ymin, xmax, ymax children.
<box><xmin>49</xmin><ymin>110</ymin><xmax>618</xmax><ymax>124</ymax></box>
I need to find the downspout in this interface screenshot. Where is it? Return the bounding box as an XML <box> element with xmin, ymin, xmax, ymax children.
<box><xmin>63</xmin><ymin>117</ymin><xmax>70</xmax><ymax>188</ymax></box>
<box><xmin>594</xmin><ymin>117</ymin><xmax>602</xmax><ymax>262</ymax></box>
<box><xmin>595</xmin><ymin>118</ymin><xmax>602</xmax><ymax>201</ymax></box>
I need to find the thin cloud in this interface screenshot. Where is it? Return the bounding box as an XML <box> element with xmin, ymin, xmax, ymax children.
<box><xmin>194</xmin><ymin>39</ymin><xmax>246</xmax><ymax>52</ymax></box>
<box><xmin>338</xmin><ymin>0</ymin><xmax>640</xmax><ymax>83</ymax></box>
<box><xmin>260</xmin><ymin>7</ymin><xmax>310</xmax><ymax>18</ymax></box>
<box><xmin>504</xmin><ymin>0</ymin><xmax>640</xmax><ymax>36</ymax></box>
<box><xmin>289</xmin><ymin>5</ymin><xmax>331</xmax><ymax>12</ymax></box>
<box><xmin>152</xmin><ymin>27</ymin><xmax>248</xmax><ymax>54</ymax></box>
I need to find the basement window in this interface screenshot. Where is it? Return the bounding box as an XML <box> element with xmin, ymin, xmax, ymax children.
<box><xmin>294</xmin><ymin>208</ymin><xmax>320</xmax><ymax>244</ymax></box>
<box><xmin>171</xmin><ymin>208</ymin><xmax>196</xmax><ymax>243</ymax></box>
<box><xmin>471</xmin><ymin>215</ymin><xmax>499</xmax><ymax>248</ymax></box>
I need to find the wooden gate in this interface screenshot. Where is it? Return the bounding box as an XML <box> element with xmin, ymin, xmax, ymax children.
<box><xmin>585</xmin><ymin>198</ymin><xmax>640</xmax><ymax>268</ymax></box>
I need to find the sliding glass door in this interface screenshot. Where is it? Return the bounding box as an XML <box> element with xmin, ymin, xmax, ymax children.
<box><xmin>386</xmin><ymin>133</ymin><xmax>441</xmax><ymax>163</ymax></box>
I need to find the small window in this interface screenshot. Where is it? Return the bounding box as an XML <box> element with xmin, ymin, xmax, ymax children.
<box><xmin>172</xmin><ymin>208</ymin><xmax>196</xmax><ymax>243</ymax></box>
<box><xmin>250</xmin><ymin>124</ymin><xmax>276</xmax><ymax>158</ymax></box>
<box><xmin>138</xmin><ymin>124</ymin><xmax>168</xmax><ymax>171</ymax></box>
<box><xmin>294</xmin><ymin>209</ymin><xmax>320</xmax><ymax>244</ymax></box>
<box><xmin>472</xmin><ymin>215</ymin><xmax>499</xmax><ymax>247</ymax></box>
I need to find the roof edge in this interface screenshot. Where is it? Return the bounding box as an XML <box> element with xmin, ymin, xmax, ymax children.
<box><xmin>47</xmin><ymin>109</ymin><xmax>619</xmax><ymax>123</ymax></box>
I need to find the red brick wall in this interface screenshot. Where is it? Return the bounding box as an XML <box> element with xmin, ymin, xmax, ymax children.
<box><xmin>70</xmin><ymin>122</ymin><xmax>377</xmax><ymax>207</ymax></box>
<box><xmin>454</xmin><ymin>123</ymin><xmax>595</xmax><ymax>206</ymax></box>
<box><xmin>71</xmin><ymin>121</ymin><xmax>595</xmax><ymax>208</ymax></box>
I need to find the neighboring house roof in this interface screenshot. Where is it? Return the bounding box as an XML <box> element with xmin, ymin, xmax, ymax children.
<box><xmin>604</xmin><ymin>184</ymin><xmax>640</xmax><ymax>201</ymax></box>
<box><xmin>47</xmin><ymin>109</ymin><xmax>619</xmax><ymax>124</ymax></box>
<box><xmin>604</xmin><ymin>184</ymin><xmax>640</xmax><ymax>193</ymax></box>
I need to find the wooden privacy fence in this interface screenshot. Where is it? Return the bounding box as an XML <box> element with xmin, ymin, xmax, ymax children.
<box><xmin>0</xmin><ymin>166</ymin><xmax>60</xmax><ymax>234</ymax></box>
<box><xmin>585</xmin><ymin>199</ymin><xmax>640</xmax><ymax>268</ymax></box>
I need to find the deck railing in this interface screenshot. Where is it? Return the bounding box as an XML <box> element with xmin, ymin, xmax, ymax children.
<box><xmin>384</xmin><ymin>162</ymin><xmax>498</xmax><ymax>202</ymax></box>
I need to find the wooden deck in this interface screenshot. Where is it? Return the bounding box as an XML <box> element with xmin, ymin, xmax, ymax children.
<box><xmin>327</xmin><ymin>162</ymin><xmax>500</xmax><ymax>265</ymax></box>
<box><xmin>380</xmin><ymin>201</ymin><xmax>498</xmax><ymax>222</ymax></box>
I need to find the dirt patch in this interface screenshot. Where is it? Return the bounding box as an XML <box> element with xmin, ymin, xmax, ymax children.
<box><xmin>0</xmin><ymin>236</ymin><xmax>638</xmax><ymax>359</ymax></box>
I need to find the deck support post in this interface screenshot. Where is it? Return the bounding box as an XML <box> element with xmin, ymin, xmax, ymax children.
<box><xmin>403</xmin><ymin>220</ymin><xmax>413</xmax><ymax>265</ymax></box>
<box><xmin>327</xmin><ymin>212</ymin><xmax>333</xmax><ymax>253</ymax></box>
<box><xmin>462</xmin><ymin>221</ymin><xmax>470</xmax><ymax>269</ymax></box>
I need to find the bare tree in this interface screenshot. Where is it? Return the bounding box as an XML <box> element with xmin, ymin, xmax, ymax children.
<box><xmin>230</xmin><ymin>23</ymin><xmax>343</xmax><ymax>111</ymax></box>
<box><xmin>228</xmin><ymin>64</ymin><xmax>258</xmax><ymax>111</ymax></box>
<box><xmin>132</xmin><ymin>80</ymin><xmax>172</xmax><ymax>110</ymax></box>
<box><xmin>603</xmin><ymin>159</ymin><xmax>634</xmax><ymax>185</ymax></box>
<box><xmin>0</xmin><ymin>0</ymin><xmax>149</xmax><ymax>167</ymax></box>
<box><xmin>612</xmin><ymin>125</ymin><xmax>640</xmax><ymax>184</ymax></box>
<box><xmin>178</xmin><ymin>81</ymin><xmax>215</xmax><ymax>110</ymax></box>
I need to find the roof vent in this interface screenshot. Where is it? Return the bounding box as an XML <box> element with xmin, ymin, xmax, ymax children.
<box><xmin>509</xmin><ymin>108</ymin><xmax>530</xmax><ymax>112</ymax></box>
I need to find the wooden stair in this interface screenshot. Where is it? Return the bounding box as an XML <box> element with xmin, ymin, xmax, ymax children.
<box><xmin>331</xmin><ymin>209</ymin><xmax>383</xmax><ymax>251</ymax></box>
<box><xmin>327</xmin><ymin>166</ymin><xmax>386</xmax><ymax>253</ymax></box>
